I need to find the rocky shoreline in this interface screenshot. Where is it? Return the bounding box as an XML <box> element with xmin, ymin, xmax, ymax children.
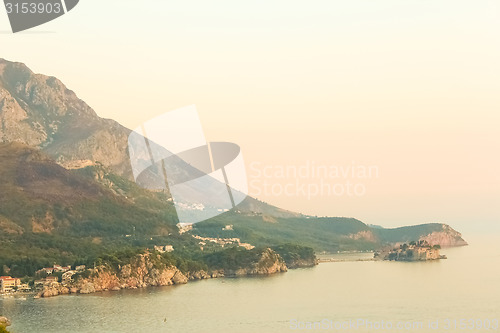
<box><xmin>0</xmin><ymin>316</ymin><xmax>10</xmax><ymax>327</ymax></box>
<box><xmin>36</xmin><ymin>248</ymin><xmax>295</xmax><ymax>298</ymax></box>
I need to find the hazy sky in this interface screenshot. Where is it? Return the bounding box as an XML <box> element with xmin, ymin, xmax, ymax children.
<box><xmin>1</xmin><ymin>0</ymin><xmax>499</xmax><ymax>233</ymax></box>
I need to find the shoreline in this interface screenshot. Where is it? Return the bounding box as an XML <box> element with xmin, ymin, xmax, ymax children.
<box><xmin>23</xmin><ymin>249</ymin><xmax>316</xmax><ymax>299</ymax></box>
<box><xmin>318</xmin><ymin>258</ymin><xmax>377</xmax><ymax>263</ymax></box>
<box><xmin>4</xmin><ymin>267</ymin><xmax>305</xmax><ymax>300</ymax></box>
<box><xmin>0</xmin><ymin>291</ymin><xmax>36</xmax><ymax>298</ymax></box>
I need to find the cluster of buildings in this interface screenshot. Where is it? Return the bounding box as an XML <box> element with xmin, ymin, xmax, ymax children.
<box><xmin>35</xmin><ymin>265</ymin><xmax>73</xmax><ymax>275</ymax></box>
<box><xmin>0</xmin><ymin>276</ymin><xmax>30</xmax><ymax>293</ymax></box>
<box><xmin>192</xmin><ymin>235</ymin><xmax>255</xmax><ymax>250</ymax></box>
<box><xmin>177</xmin><ymin>223</ymin><xmax>193</xmax><ymax>234</ymax></box>
<box><xmin>34</xmin><ymin>265</ymin><xmax>86</xmax><ymax>289</ymax></box>
<box><xmin>0</xmin><ymin>264</ymin><xmax>88</xmax><ymax>293</ymax></box>
<box><xmin>153</xmin><ymin>245</ymin><xmax>174</xmax><ymax>253</ymax></box>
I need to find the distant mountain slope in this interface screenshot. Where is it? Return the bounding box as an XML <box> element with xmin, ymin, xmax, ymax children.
<box><xmin>0</xmin><ymin>142</ymin><xmax>177</xmax><ymax>237</ymax></box>
<box><xmin>373</xmin><ymin>223</ymin><xmax>467</xmax><ymax>248</ymax></box>
<box><xmin>194</xmin><ymin>214</ymin><xmax>467</xmax><ymax>252</ymax></box>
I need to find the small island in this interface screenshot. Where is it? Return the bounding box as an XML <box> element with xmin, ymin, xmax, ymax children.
<box><xmin>376</xmin><ymin>240</ymin><xmax>446</xmax><ymax>261</ymax></box>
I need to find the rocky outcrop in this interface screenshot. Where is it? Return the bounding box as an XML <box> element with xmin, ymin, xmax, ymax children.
<box><xmin>0</xmin><ymin>316</ymin><xmax>11</xmax><ymax>327</ymax></box>
<box><xmin>37</xmin><ymin>249</ymin><xmax>289</xmax><ymax>298</ymax></box>
<box><xmin>38</xmin><ymin>284</ymin><xmax>70</xmax><ymax>298</ymax></box>
<box><xmin>75</xmin><ymin>254</ymin><xmax>189</xmax><ymax>293</ymax></box>
<box><xmin>374</xmin><ymin>223</ymin><xmax>468</xmax><ymax>249</ymax></box>
<box><xmin>418</xmin><ymin>225</ymin><xmax>468</xmax><ymax>247</ymax></box>
<box><xmin>272</xmin><ymin>244</ymin><xmax>318</xmax><ymax>269</ymax></box>
<box><xmin>224</xmin><ymin>248</ymin><xmax>287</xmax><ymax>277</ymax></box>
<box><xmin>38</xmin><ymin>254</ymin><xmax>190</xmax><ymax>298</ymax></box>
<box><xmin>187</xmin><ymin>270</ymin><xmax>212</xmax><ymax>280</ymax></box>
<box><xmin>78</xmin><ymin>282</ymin><xmax>96</xmax><ymax>294</ymax></box>
<box><xmin>37</xmin><ymin>254</ymin><xmax>190</xmax><ymax>298</ymax></box>
<box><xmin>186</xmin><ymin>270</ymin><xmax>227</xmax><ymax>280</ymax></box>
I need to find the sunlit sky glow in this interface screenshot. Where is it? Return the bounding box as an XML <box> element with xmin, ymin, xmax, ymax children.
<box><xmin>1</xmin><ymin>0</ymin><xmax>499</xmax><ymax>233</ymax></box>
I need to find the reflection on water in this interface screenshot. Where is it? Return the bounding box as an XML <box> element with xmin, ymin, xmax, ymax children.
<box><xmin>2</xmin><ymin>234</ymin><xmax>499</xmax><ymax>333</ymax></box>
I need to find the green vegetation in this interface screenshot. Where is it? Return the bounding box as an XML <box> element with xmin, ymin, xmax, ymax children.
<box><xmin>272</xmin><ymin>244</ymin><xmax>316</xmax><ymax>267</ymax></box>
<box><xmin>194</xmin><ymin>214</ymin><xmax>376</xmax><ymax>253</ymax></box>
<box><xmin>203</xmin><ymin>247</ymin><xmax>266</xmax><ymax>271</ymax></box>
<box><xmin>65</xmin><ymin>246</ymin><xmax>270</xmax><ymax>276</ymax></box>
<box><xmin>0</xmin><ymin>143</ymin><xmax>462</xmax><ymax>279</ymax></box>
<box><xmin>371</xmin><ymin>224</ymin><xmax>444</xmax><ymax>244</ymax></box>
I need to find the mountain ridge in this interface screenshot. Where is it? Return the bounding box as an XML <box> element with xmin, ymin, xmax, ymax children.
<box><xmin>0</xmin><ymin>58</ymin><xmax>467</xmax><ymax>277</ymax></box>
<box><xmin>0</xmin><ymin>58</ymin><xmax>132</xmax><ymax>176</ymax></box>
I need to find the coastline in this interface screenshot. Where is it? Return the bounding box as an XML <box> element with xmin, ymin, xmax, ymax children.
<box><xmin>4</xmin><ymin>245</ymin><xmax>454</xmax><ymax>300</ymax></box>
<box><xmin>31</xmin><ymin>248</ymin><xmax>315</xmax><ymax>299</ymax></box>
<box><xmin>32</xmin><ymin>267</ymin><xmax>301</xmax><ymax>299</ymax></box>
<box><xmin>318</xmin><ymin>258</ymin><xmax>377</xmax><ymax>263</ymax></box>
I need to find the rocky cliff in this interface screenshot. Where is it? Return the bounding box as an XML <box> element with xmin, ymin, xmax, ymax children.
<box><xmin>223</xmin><ymin>248</ymin><xmax>287</xmax><ymax>276</ymax></box>
<box><xmin>38</xmin><ymin>249</ymin><xmax>287</xmax><ymax>297</ymax></box>
<box><xmin>75</xmin><ymin>254</ymin><xmax>190</xmax><ymax>295</ymax></box>
<box><xmin>0</xmin><ymin>316</ymin><xmax>10</xmax><ymax>328</ymax></box>
<box><xmin>38</xmin><ymin>253</ymin><xmax>188</xmax><ymax>297</ymax></box>
<box><xmin>0</xmin><ymin>58</ymin><xmax>133</xmax><ymax>177</ymax></box>
<box><xmin>418</xmin><ymin>224</ymin><xmax>468</xmax><ymax>247</ymax></box>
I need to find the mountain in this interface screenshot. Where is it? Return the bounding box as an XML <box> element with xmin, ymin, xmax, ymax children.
<box><xmin>194</xmin><ymin>213</ymin><xmax>467</xmax><ymax>252</ymax></box>
<box><xmin>0</xmin><ymin>58</ymin><xmax>299</xmax><ymax>217</ymax></box>
<box><xmin>0</xmin><ymin>58</ymin><xmax>467</xmax><ymax>275</ymax></box>
<box><xmin>0</xmin><ymin>58</ymin><xmax>132</xmax><ymax>176</ymax></box>
<box><xmin>0</xmin><ymin>142</ymin><xmax>178</xmax><ymax>237</ymax></box>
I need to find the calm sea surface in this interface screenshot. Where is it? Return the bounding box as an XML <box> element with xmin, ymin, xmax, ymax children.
<box><xmin>2</xmin><ymin>233</ymin><xmax>499</xmax><ymax>333</ymax></box>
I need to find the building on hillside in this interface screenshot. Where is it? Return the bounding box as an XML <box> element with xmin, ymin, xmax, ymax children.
<box><xmin>17</xmin><ymin>283</ymin><xmax>31</xmax><ymax>292</ymax></box>
<box><xmin>44</xmin><ymin>276</ymin><xmax>59</xmax><ymax>285</ymax></box>
<box><xmin>41</xmin><ymin>267</ymin><xmax>54</xmax><ymax>275</ymax></box>
<box><xmin>154</xmin><ymin>245</ymin><xmax>174</xmax><ymax>253</ymax></box>
<box><xmin>34</xmin><ymin>280</ymin><xmax>45</xmax><ymax>289</ymax></box>
<box><xmin>62</xmin><ymin>271</ymin><xmax>76</xmax><ymax>284</ymax></box>
<box><xmin>53</xmin><ymin>265</ymin><xmax>71</xmax><ymax>273</ymax></box>
<box><xmin>37</xmin><ymin>265</ymin><xmax>71</xmax><ymax>276</ymax></box>
<box><xmin>0</xmin><ymin>276</ymin><xmax>21</xmax><ymax>293</ymax></box>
